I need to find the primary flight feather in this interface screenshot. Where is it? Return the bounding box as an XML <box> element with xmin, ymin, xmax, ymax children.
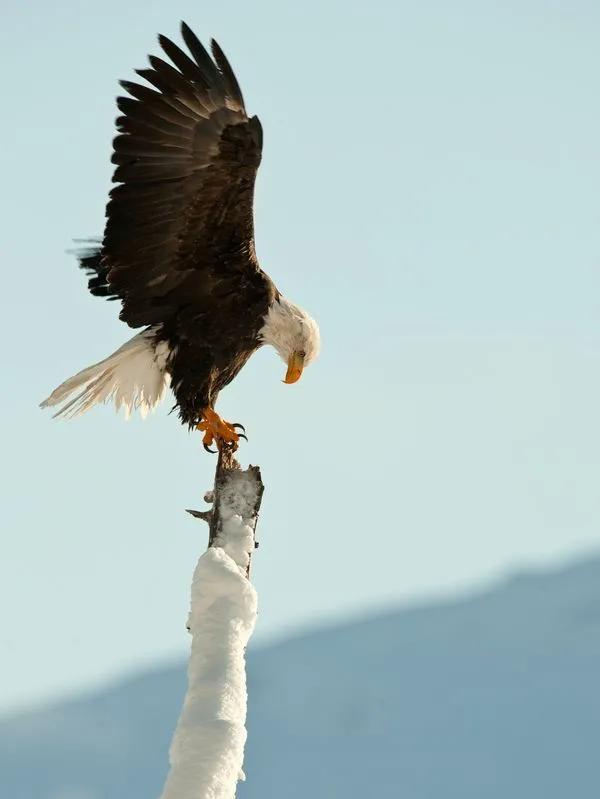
<box><xmin>41</xmin><ymin>22</ymin><xmax>320</xmax><ymax>451</ymax></box>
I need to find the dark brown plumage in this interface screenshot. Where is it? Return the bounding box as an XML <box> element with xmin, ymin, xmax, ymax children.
<box><xmin>80</xmin><ymin>22</ymin><xmax>278</xmax><ymax>426</ymax></box>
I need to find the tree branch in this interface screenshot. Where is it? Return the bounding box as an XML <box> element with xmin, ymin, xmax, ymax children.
<box><xmin>161</xmin><ymin>446</ymin><xmax>265</xmax><ymax>799</ymax></box>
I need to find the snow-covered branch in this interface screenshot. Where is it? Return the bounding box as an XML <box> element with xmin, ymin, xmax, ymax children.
<box><xmin>160</xmin><ymin>450</ymin><xmax>264</xmax><ymax>799</ymax></box>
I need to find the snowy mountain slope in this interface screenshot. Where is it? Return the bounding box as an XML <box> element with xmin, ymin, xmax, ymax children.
<box><xmin>2</xmin><ymin>554</ymin><xmax>599</xmax><ymax>799</ymax></box>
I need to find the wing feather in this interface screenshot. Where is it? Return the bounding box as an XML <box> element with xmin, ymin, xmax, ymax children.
<box><xmin>210</xmin><ymin>39</ymin><xmax>245</xmax><ymax>110</ymax></box>
<box><xmin>180</xmin><ymin>22</ymin><xmax>223</xmax><ymax>87</ymax></box>
<box><xmin>158</xmin><ymin>35</ymin><xmax>213</xmax><ymax>86</ymax></box>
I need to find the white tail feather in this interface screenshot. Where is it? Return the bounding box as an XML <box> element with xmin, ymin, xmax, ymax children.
<box><xmin>40</xmin><ymin>330</ymin><xmax>171</xmax><ymax>420</ymax></box>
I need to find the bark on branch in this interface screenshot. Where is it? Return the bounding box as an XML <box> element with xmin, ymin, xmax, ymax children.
<box><xmin>187</xmin><ymin>445</ymin><xmax>264</xmax><ymax>577</ymax></box>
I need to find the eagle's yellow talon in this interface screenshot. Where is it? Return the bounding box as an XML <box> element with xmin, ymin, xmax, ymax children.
<box><xmin>197</xmin><ymin>408</ymin><xmax>243</xmax><ymax>451</ymax></box>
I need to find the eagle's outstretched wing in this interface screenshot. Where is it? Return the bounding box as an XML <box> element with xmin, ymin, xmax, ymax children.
<box><xmin>94</xmin><ymin>22</ymin><xmax>265</xmax><ymax>328</ymax></box>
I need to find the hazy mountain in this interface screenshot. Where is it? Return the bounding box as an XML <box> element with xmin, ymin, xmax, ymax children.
<box><xmin>2</xmin><ymin>554</ymin><xmax>599</xmax><ymax>799</ymax></box>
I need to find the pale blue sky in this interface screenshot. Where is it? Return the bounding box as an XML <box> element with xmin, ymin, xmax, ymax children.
<box><xmin>2</xmin><ymin>0</ymin><xmax>600</xmax><ymax>713</ymax></box>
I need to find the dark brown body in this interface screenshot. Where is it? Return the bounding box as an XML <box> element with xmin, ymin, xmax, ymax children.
<box><xmin>158</xmin><ymin>253</ymin><xmax>276</xmax><ymax>425</ymax></box>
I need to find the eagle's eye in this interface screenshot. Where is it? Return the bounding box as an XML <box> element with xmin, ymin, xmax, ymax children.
<box><xmin>298</xmin><ymin>350</ymin><xmax>306</xmax><ymax>359</ymax></box>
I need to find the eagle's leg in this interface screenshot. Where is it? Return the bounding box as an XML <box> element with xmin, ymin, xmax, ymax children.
<box><xmin>197</xmin><ymin>407</ymin><xmax>246</xmax><ymax>452</ymax></box>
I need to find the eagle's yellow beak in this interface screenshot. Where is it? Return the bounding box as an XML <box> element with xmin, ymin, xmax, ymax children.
<box><xmin>283</xmin><ymin>351</ymin><xmax>305</xmax><ymax>384</ymax></box>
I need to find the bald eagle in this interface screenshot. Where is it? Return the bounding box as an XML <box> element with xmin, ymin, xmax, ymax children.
<box><xmin>41</xmin><ymin>22</ymin><xmax>320</xmax><ymax>451</ymax></box>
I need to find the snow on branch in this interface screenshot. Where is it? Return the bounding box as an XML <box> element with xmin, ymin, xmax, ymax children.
<box><xmin>160</xmin><ymin>448</ymin><xmax>264</xmax><ymax>799</ymax></box>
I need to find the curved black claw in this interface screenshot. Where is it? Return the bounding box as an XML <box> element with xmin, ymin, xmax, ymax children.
<box><xmin>237</xmin><ymin>433</ymin><xmax>248</xmax><ymax>442</ymax></box>
<box><xmin>203</xmin><ymin>443</ymin><xmax>217</xmax><ymax>454</ymax></box>
<box><xmin>232</xmin><ymin>423</ymin><xmax>246</xmax><ymax>433</ymax></box>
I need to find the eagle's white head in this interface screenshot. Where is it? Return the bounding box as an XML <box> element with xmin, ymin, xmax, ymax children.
<box><xmin>260</xmin><ymin>297</ymin><xmax>320</xmax><ymax>384</ymax></box>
